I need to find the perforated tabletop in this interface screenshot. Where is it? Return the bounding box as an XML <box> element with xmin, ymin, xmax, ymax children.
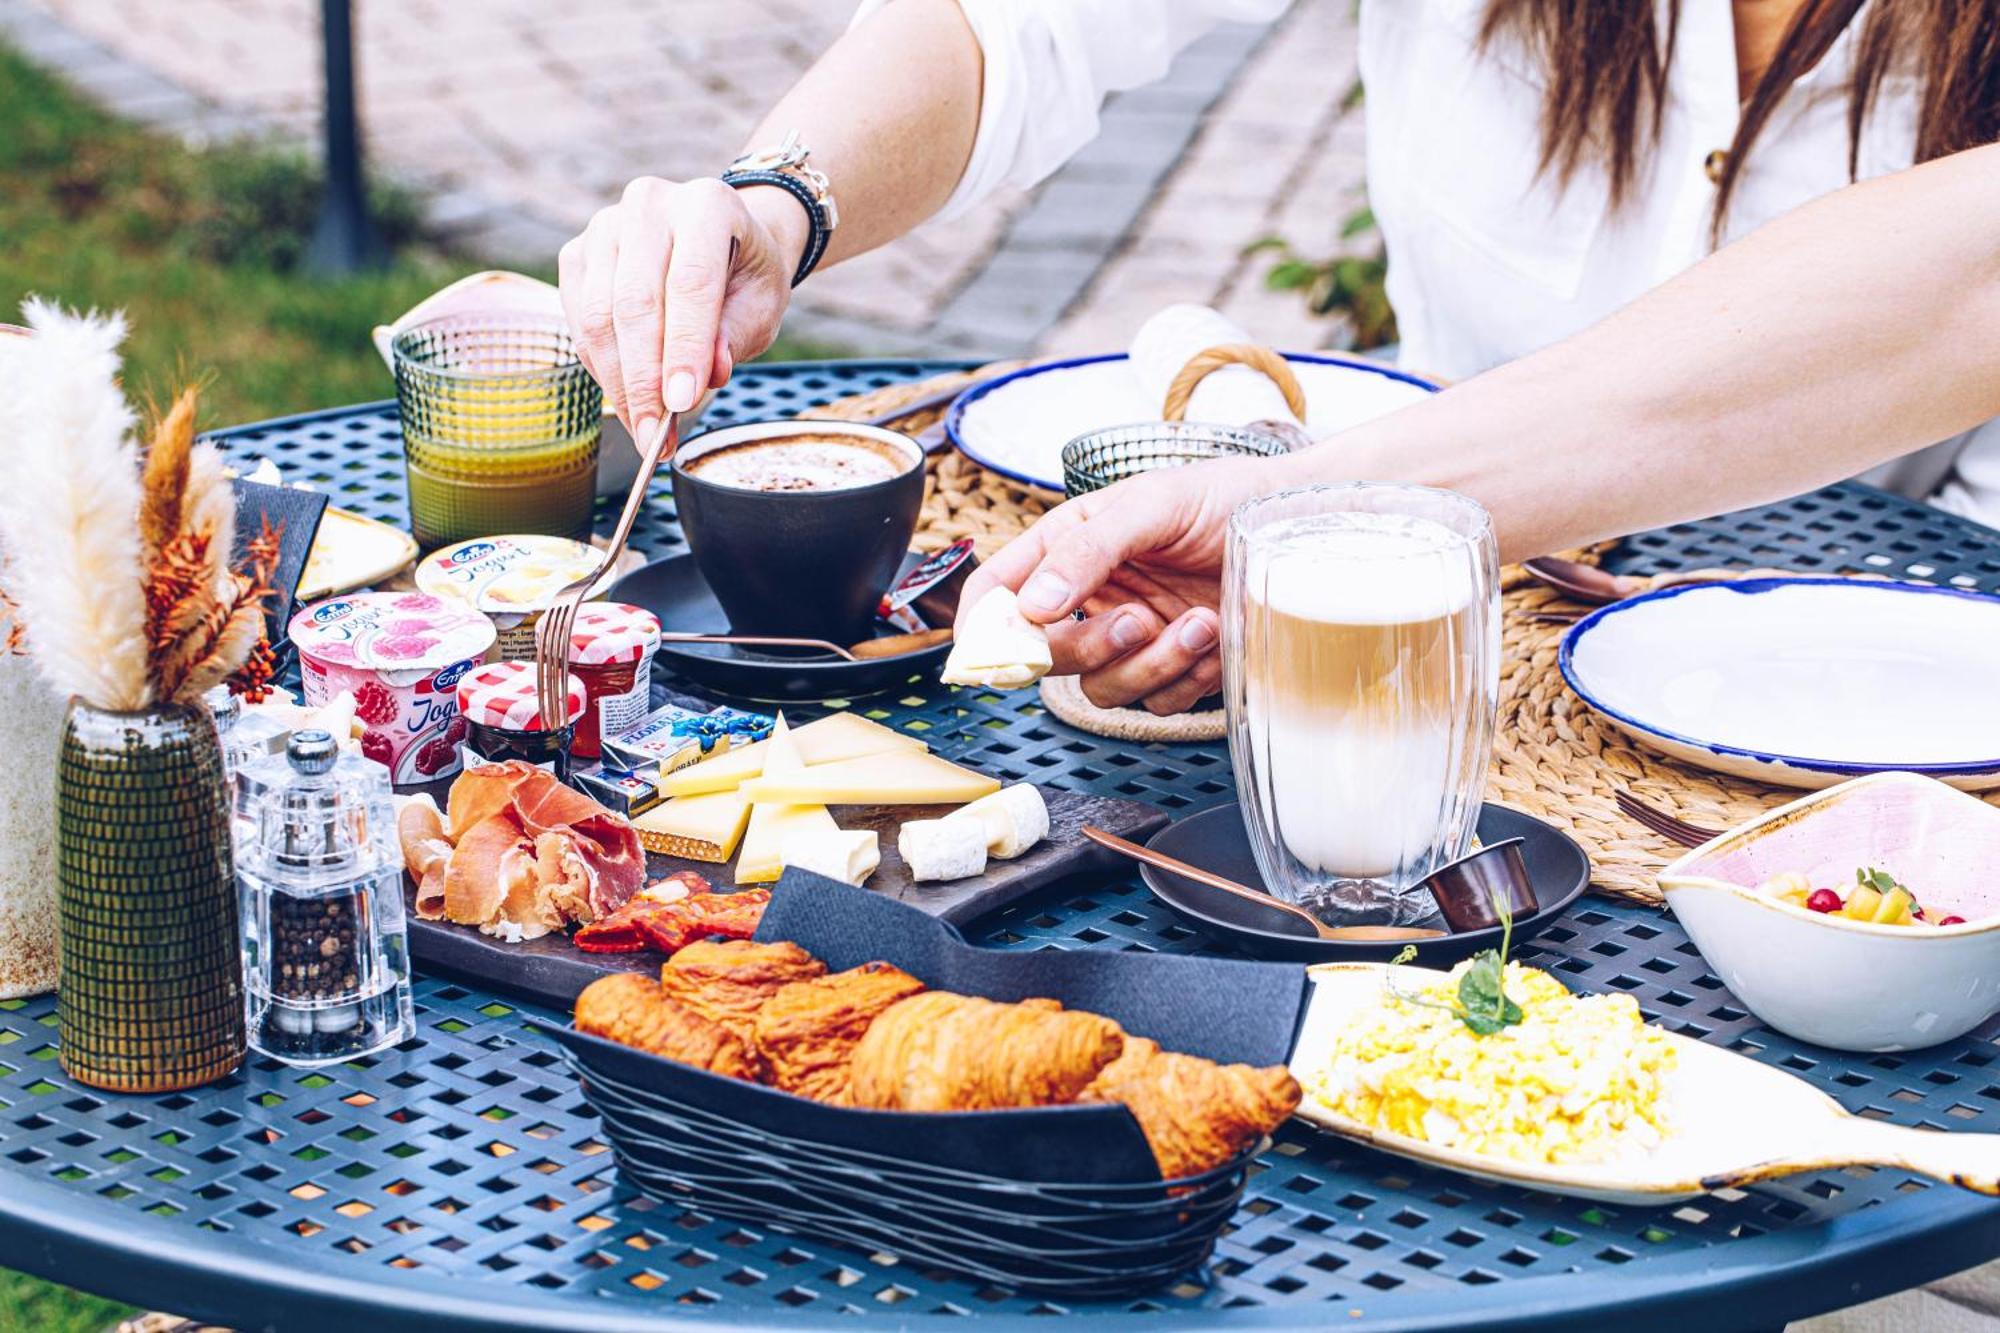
<box><xmin>3</xmin><ymin>361</ymin><xmax>1998</xmax><ymax>1332</ymax></box>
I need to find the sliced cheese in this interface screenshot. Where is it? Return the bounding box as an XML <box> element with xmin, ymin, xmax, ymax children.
<box><xmin>661</xmin><ymin>712</ymin><xmax>926</xmax><ymax>797</ymax></box>
<box><xmin>897</xmin><ymin>818</ymin><xmax>989</xmax><ymax>882</ymax></box>
<box><xmin>634</xmin><ymin>791</ymin><xmax>750</xmax><ymax>862</ymax></box>
<box><xmin>780</xmin><ymin>828</ymin><xmax>880</xmax><ymax>886</ymax></box>
<box><xmin>735</xmin><ymin>714</ymin><xmax>838</xmax><ymax>884</ymax></box>
<box><xmin>738</xmin><ymin>750</ymin><xmax>1001</xmax><ymax>806</ymax></box>
<box><xmin>940</xmin><ymin>586</ymin><xmax>1053</xmax><ymax>689</ymax></box>
<box><xmin>946</xmin><ymin>784</ymin><xmax>1049</xmax><ymax>860</ymax></box>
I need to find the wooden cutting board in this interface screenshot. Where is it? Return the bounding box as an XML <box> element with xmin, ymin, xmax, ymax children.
<box><xmin>406</xmin><ymin>787</ymin><xmax>1167</xmax><ymax>1009</ymax></box>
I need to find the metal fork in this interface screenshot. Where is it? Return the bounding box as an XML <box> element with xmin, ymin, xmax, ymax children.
<box><xmin>1614</xmin><ymin>790</ymin><xmax>1724</xmax><ymax>848</ymax></box>
<box><xmin>536</xmin><ymin>412</ymin><xmax>678</xmax><ymax>728</ymax></box>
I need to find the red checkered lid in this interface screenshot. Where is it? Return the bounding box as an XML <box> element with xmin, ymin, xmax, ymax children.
<box><xmin>455</xmin><ymin>660</ymin><xmax>586</xmax><ymax>731</ymax></box>
<box><xmin>565</xmin><ymin>602</ymin><xmax>662</xmax><ymax>666</ymax></box>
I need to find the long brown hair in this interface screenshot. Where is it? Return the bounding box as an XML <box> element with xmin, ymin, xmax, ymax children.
<box><xmin>1480</xmin><ymin>0</ymin><xmax>2000</xmax><ymax>240</ymax></box>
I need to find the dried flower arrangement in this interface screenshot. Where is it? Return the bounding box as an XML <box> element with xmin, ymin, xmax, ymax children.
<box><xmin>0</xmin><ymin>299</ymin><xmax>278</xmax><ymax>710</ymax></box>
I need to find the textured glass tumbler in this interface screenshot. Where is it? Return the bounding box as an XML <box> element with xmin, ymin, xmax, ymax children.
<box><xmin>1061</xmin><ymin>421</ymin><xmax>1289</xmax><ymax>498</ymax></box>
<box><xmin>1223</xmin><ymin>483</ymin><xmax>1500</xmax><ymax>926</ymax></box>
<box><xmin>393</xmin><ymin>315</ymin><xmax>602</xmax><ymax>549</ymax></box>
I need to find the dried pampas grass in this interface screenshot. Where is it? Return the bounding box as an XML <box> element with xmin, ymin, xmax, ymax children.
<box><xmin>0</xmin><ymin>300</ymin><xmax>276</xmax><ymax>710</ymax></box>
<box><xmin>0</xmin><ymin>300</ymin><xmax>151</xmax><ymax>710</ymax></box>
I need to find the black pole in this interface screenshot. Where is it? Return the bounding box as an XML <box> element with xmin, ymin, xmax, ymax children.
<box><xmin>307</xmin><ymin>0</ymin><xmax>384</xmax><ymax>273</ymax></box>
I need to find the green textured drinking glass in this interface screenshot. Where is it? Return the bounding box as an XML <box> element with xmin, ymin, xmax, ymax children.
<box><xmin>393</xmin><ymin>315</ymin><xmax>602</xmax><ymax>549</ymax></box>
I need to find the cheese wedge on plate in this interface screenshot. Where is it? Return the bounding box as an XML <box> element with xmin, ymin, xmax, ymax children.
<box><xmin>941</xmin><ymin>586</ymin><xmax>1053</xmax><ymax>689</ymax></box>
<box><xmin>736</xmin><ymin>715</ymin><xmax>838</xmax><ymax>884</ymax></box>
<box><xmin>661</xmin><ymin>712</ymin><xmax>925</xmax><ymax>797</ymax></box>
<box><xmin>738</xmin><ymin>750</ymin><xmax>1000</xmax><ymax>806</ymax></box>
<box><xmin>633</xmin><ymin>789</ymin><xmax>751</xmax><ymax>862</ymax></box>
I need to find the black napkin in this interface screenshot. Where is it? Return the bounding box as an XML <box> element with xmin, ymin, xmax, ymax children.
<box><xmin>756</xmin><ymin>871</ymin><xmax>1308</xmax><ymax>1068</ymax></box>
<box><xmin>231</xmin><ymin>478</ymin><xmax>327</xmax><ymax>640</ymax></box>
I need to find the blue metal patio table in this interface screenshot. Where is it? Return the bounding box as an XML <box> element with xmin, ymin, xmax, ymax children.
<box><xmin>2</xmin><ymin>359</ymin><xmax>1997</xmax><ymax>1331</ymax></box>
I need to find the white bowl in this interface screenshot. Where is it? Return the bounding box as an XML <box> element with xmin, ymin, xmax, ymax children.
<box><xmin>1659</xmin><ymin>772</ymin><xmax>2000</xmax><ymax>1052</ymax></box>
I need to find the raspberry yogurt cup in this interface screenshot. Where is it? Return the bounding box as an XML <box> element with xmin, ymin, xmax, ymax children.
<box><xmin>289</xmin><ymin>591</ymin><xmax>497</xmax><ymax>785</ymax></box>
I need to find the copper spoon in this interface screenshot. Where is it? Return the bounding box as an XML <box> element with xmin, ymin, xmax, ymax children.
<box><xmin>1080</xmin><ymin>826</ymin><xmax>1444</xmax><ymax>942</ymax></box>
<box><xmin>1521</xmin><ymin>556</ymin><xmax>1643</xmax><ymax>605</ymax></box>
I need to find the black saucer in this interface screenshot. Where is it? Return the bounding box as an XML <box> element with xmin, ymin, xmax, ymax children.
<box><xmin>609</xmin><ymin>550</ymin><xmax>953</xmax><ymax>702</ymax></box>
<box><xmin>1139</xmin><ymin>802</ymin><xmax>1591</xmax><ymax>963</ymax></box>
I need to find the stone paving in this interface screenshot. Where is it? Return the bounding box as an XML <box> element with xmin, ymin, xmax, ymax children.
<box><xmin>0</xmin><ymin>0</ymin><xmax>1372</xmax><ymax>359</ymax></box>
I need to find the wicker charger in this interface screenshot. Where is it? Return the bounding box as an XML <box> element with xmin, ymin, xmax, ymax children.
<box><xmin>803</xmin><ymin>366</ymin><xmax>2000</xmax><ymax>908</ymax></box>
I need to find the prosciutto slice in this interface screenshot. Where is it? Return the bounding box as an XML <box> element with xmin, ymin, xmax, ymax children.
<box><xmin>397</xmin><ymin>761</ymin><xmax>647</xmax><ymax>941</ymax></box>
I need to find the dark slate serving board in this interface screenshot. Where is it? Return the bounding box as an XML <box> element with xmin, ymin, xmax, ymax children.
<box><xmin>405</xmin><ymin>787</ymin><xmax>1167</xmax><ymax>1009</ymax></box>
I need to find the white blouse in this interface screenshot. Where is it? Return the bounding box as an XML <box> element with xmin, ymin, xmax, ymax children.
<box><xmin>849</xmin><ymin>0</ymin><xmax>2000</xmax><ymax>525</ymax></box>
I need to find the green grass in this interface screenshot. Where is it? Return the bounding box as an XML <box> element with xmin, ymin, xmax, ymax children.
<box><xmin>0</xmin><ymin>37</ymin><xmax>846</xmax><ymax>435</ymax></box>
<box><xmin>0</xmin><ymin>31</ymin><xmax>852</xmax><ymax>1331</ymax></box>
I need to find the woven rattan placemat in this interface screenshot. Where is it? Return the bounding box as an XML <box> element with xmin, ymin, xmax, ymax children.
<box><xmin>807</xmin><ymin>367</ymin><xmax>2000</xmax><ymax>907</ymax></box>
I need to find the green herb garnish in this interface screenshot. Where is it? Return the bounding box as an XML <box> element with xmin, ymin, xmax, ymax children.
<box><xmin>1383</xmin><ymin>883</ymin><xmax>1525</xmax><ymax>1036</ymax></box>
<box><xmin>1856</xmin><ymin>866</ymin><xmax>1903</xmax><ymax>895</ymax></box>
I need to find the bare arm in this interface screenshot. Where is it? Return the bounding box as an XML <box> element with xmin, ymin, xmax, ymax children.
<box><xmin>558</xmin><ymin>0</ymin><xmax>981</xmax><ymax>439</ymax></box>
<box><xmin>965</xmin><ymin>144</ymin><xmax>2000</xmax><ymax>711</ymax></box>
<box><xmin>1317</xmin><ymin>142</ymin><xmax>2000</xmax><ymax>561</ymax></box>
<box><xmin>741</xmin><ymin>0</ymin><xmax>983</xmax><ymax>269</ymax></box>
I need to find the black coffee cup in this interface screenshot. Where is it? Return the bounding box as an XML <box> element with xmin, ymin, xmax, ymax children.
<box><xmin>671</xmin><ymin>420</ymin><xmax>926</xmax><ymax>644</ymax></box>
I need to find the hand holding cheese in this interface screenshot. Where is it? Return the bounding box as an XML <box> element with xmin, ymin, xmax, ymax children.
<box><xmin>941</xmin><ymin>586</ymin><xmax>1052</xmax><ymax>689</ymax></box>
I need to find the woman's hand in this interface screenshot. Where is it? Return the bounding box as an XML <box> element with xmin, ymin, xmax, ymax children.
<box><xmin>958</xmin><ymin>455</ymin><xmax>1296</xmax><ymax>715</ymax></box>
<box><xmin>558</xmin><ymin>177</ymin><xmax>804</xmax><ymax>447</ymax></box>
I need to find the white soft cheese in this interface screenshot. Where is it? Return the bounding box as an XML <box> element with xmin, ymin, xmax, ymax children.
<box><xmin>946</xmin><ymin>784</ymin><xmax>1049</xmax><ymax>859</ymax></box>
<box><xmin>941</xmin><ymin>586</ymin><xmax>1053</xmax><ymax>689</ymax></box>
<box><xmin>897</xmin><ymin>817</ymin><xmax>989</xmax><ymax>882</ymax></box>
<box><xmin>780</xmin><ymin>828</ymin><xmax>882</xmax><ymax>886</ymax></box>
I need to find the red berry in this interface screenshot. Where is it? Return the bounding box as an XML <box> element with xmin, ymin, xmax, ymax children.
<box><xmin>1805</xmin><ymin>889</ymin><xmax>1843</xmax><ymax>914</ymax></box>
<box><xmin>352</xmin><ymin>680</ymin><xmax>398</xmax><ymax>725</ymax></box>
<box><xmin>1939</xmin><ymin>915</ymin><xmax>1967</xmax><ymax>927</ymax></box>
<box><xmin>360</xmin><ymin>730</ymin><xmax>392</xmax><ymax>767</ymax></box>
<box><xmin>444</xmin><ymin>713</ymin><xmax>468</xmax><ymax>745</ymax></box>
<box><xmin>414</xmin><ymin>736</ymin><xmax>457</xmax><ymax>776</ymax></box>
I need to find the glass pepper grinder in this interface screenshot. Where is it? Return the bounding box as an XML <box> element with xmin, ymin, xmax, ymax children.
<box><xmin>235</xmin><ymin>729</ymin><xmax>414</xmax><ymax>1066</ymax></box>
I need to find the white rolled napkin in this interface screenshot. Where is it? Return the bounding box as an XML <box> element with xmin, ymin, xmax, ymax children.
<box><xmin>1128</xmin><ymin>304</ymin><xmax>1306</xmax><ymax>435</ymax></box>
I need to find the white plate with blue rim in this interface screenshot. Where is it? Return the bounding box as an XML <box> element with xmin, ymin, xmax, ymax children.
<box><xmin>1559</xmin><ymin>577</ymin><xmax>2000</xmax><ymax>790</ymax></box>
<box><xmin>945</xmin><ymin>352</ymin><xmax>1438</xmax><ymax>492</ymax></box>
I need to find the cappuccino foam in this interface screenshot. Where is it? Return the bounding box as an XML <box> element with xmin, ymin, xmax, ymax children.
<box><xmin>685</xmin><ymin>433</ymin><xmax>910</xmax><ymax>492</ymax></box>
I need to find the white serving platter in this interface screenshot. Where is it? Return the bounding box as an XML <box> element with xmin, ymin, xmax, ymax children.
<box><xmin>1559</xmin><ymin>578</ymin><xmax>2000</xmax><ymax>790</ymax></box>
<box><xmin>946</xmin><ymin>352</ymin><xmax>1437</xmax><ymax>492</ymax></box>
<box><xmin>1288</xmin><ymin>961</ymin><xmax>2000</xmax><ymax>1205</ymax></box>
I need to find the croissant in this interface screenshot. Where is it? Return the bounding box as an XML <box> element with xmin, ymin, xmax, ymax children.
<box><xmin>752</xmin><ymin>962</ymin><xmax>927</xmax><ymax>1103</ymax></box>
<box><xmin>656</xmin><ymin>939</ymin><xmax>826</xmax><ymax>1047</ymax></box>
<box><xmin>573</xmin><ymin>972</ymin><xmax>761</xmax><ymax>1082</ymax></box>
<box><xmin>1079</xmin><ymin>1036</ymin><xmax>1302</xmax><ymax>1180</ymax></box>
<box><xmin>846</xmin><ymin>992</ymin><xmax>1124</xmax><ymax>1111</ymax></box>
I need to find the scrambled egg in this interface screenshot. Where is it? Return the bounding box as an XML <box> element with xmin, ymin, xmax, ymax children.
<box><xmin>1306</xmin><ymin>962</ymin><xmax>1676</xmax><ymax>1166</ymax></box>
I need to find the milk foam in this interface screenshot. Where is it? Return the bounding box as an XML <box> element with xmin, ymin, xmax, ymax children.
<box><xmin>1252</xmin><ymin>512</ymin><xmax>1476</xmax><ymax>626</ymax></box>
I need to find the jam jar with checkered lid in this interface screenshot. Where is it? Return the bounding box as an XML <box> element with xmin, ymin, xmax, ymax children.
<box><xmin>454</xmin><ymin>659</ymin><xmax>586</xmax><ymax>781</ymax></box>
<box><xmin>564</xmin><ymin>602</ymin><xmax>661</xmax><ymax>760</ymax></box>
<box><xmin>235</xmin><ymin>729</ymin><xmax>415</xmax><ymax>1066</ymax></box>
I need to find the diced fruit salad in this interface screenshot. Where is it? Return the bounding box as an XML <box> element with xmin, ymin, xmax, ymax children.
<box><xmin>1757</xmin><ymin>867</ymin><xmax>1966</xmax><ymax>927</ymax></box>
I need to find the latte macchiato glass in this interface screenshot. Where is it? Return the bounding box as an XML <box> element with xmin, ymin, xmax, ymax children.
<box><xmin>1223</xmin><ymin>484</ymin><xmax>1499</xmax><ymax>925</ymax></box>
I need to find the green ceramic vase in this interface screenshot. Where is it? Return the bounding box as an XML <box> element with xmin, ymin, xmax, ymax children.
<box><xmin>55</xmin><ymin>699</ymin><xmax>244</xmax><ymax>1092</ymax></box>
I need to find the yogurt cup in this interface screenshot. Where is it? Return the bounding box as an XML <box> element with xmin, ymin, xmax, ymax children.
<box><xmin>415</xmin><ymin>535</ymin><xmax>613</xmax><ymax>660</ymax></box>
<box><xmin>289</xmin><ymin>591</ymin><xmax>496</xmax><ymax>785</ymax></box>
